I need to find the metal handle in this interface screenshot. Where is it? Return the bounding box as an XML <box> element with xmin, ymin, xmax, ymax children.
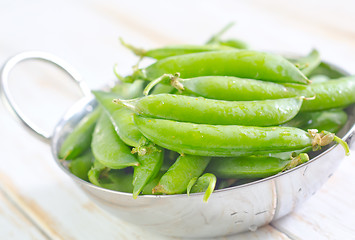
<box><xmin>0</xmin><ymin>51</ymin><xmax>91</xmax><ymax>143</ymax></box>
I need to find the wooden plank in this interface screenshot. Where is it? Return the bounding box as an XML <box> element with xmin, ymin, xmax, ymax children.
<box><xmin>0</xmin><ymin>187</ymin><xmax>47</xmax><ymax>240</ymax></box>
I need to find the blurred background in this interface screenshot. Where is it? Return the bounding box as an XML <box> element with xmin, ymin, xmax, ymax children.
<box><xmin>0</xmin><ymin>1</ymin><xmax>354</xmax><ymax>239</ymax></box>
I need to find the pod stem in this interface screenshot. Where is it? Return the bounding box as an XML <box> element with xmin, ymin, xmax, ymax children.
<box><xmin>119</xmin><ymin>37</ymin><xmax>147</xmax><ymax>57</ymax></box>
<box><xmin>308</xmin><ymin>129</ymin><xmax>350</xmax><ymax>155</ymax></box>
<box><xmin>152</xmin><ymin>184</ymin><xmax>164</xmax><ymax>194</ymax></box>
<box><xmin>143</xmin><ymin>73</ymin><xmax>181</xmax><ymax>95</ymax></box>
<box><xmin>206</xmin><ymin>22</ymin><xmax>235</xmax><ymax>44</ymax></box>
<box><xmin>284</xmin><ymin>153</ymin><xmax>309</xmax><ymax>171</ymax></box>
<box><xmin>186</xmin><ymin>177</ymin><xmax>198</xmax><ymax>197</ymax></box>
<box><xmin>131</xmin><ymin>137</ymin><xmax>160</xmax><ymax>156</ymax></box>
<box><xmin>323</xmin><ymin>131</ymin><xmax>350</xmax><ymax>156</ymax></box>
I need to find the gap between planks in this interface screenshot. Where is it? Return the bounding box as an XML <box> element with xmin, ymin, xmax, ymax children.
<box><xmin>0</xmin><ymin>177</ymin><xmax>63</xmax><ymax>240</ymax></box>
<box><xmin>0</xmin><ymin>185</ymin><xmax>52</xmax><ymax>240</ymax></box>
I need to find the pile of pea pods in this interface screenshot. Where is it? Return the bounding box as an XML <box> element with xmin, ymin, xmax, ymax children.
<box><xmin>59</xmin><ymin>24</ymin><xmax>353</xmax><ymax>202</ymax></box>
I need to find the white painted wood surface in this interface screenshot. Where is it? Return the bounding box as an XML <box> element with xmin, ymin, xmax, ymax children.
<box><xmin>0</xmin><ymin>0</ymin><xmax>354</xmax><ymax>239</ymax></box>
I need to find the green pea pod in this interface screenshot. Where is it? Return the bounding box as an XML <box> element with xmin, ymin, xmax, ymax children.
<box><xmin>206</xmin><ymin>22</ymin><xmax>234</xmax><ymax>45</ymax></box>
<box><xmin>89</xmin><ymin>163</ymin><xmax>164</xmax><ymax>195</ymax></box>
<box><xmin>310</xmin><ymin>75</ymin><xmax>330</xmax><ymax>84</ymax></box>
<box><xmin>161</xmin><ymin>150</ymin><xmax>179</xmax><ymax>172</ymax></box>
<box><xmin>88</xmin><ymin>159</ymin><xmax>107</xmax><ymax>187</ymax></box>
<box><xmin>116</xmin><ymin>94</ymin><xmax>303</xmax><ymax>126</ymax></box>
<box><xmin>93</xmin><ymin>91</ymin><xmax>143</xmax><ymax>147</ymax></box>
<box><xmin>102</xmin><ymin>170</ymin><xmax>134</xmax><ymax>193</ymax></box>
<box><xmin>133</xmin><ymin>50</ymin><xmax>309</xmax><ymax>85</ymax></box>
<box><xmin>133</xmin><ymin>115</ymin><xmax>349</xmax><ymax>157</ymax></box>
<box><xmin>187</xmin><ymin>173</ymin><xmax>217</xmax><ymax>202</ymax></box>
<box><xmin>68</xmin><ymin>150</ymin><xmax>94</xmax><ymax>181</ymax></box>
<box><xmin>309</xmin><ymin>62</ymin><xmax>346</xmax><ymax>79</ymax></box>
<box><xmin>140</xmin><ymin>171</ymin><xmax>165</xmax><ymax>195</ymax></box>
<box><xmin>153</xmin><ymin>155</ymin><xmax>211</xmax><ymax>194</ymax></box>
<box><xmin>145</xmin><ymin>75</ymin><xmax>301</xmax><ymax>100</ymax></box>
<box><xmin>91</xmin><ymin>112</ymin><xmax>139</xmax><ymax>169</ymax></box>
<box><xmin>111</xmin><ymin>75</ymin><xmax>146</xmax><ymax>97</ymax></box>
<box><xmin>149</xmin><ymin>83</ymin><xmax>176</xmax><ymax>95</ymax></box>
<box><xmin>290</xmin><ymin>49</ymin><xmax>321</xmax><ymax>76</ymax></box>
<box><xmin>300</xmin><ymin>76</ymin><xmax>355</xmax><ymax>111</ymax></box>
<box><xmin>120</xmin><ymin>38</ymin><xmax>234</xmax><ymax>60</ymax></box>
<box><xmin>133</xmin><ymin>147</ymin><xmax>164</xmax><ymax>199</ymax></box>
<box><xmin>59</xmin><ymin>107</ymin><xmax>101</xmax><ymax>160</ymax></box>
<box><xmin>88</xmin><ymin>160</ymin><xmax>133</xmax><ymax>192</ymax></box>
<box><xmin>283</xmin><ymin>109</ymin><xmax>348</xmax><ymax>133</ymax></box>
<box><xmin>208</xmin><ymin>154</ymin><xmax>309</xmax><ymax>179</ymax></box>
<box><xmin>217</xmin><ymin>39</ymin><xmax>249</xmax><ymax>49</ymax></box>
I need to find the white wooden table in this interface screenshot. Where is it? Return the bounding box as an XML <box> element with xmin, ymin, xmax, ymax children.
<box><xmin>1</xmin><ymin>1</ymin><xmax>354</xmax><ymax>239</ymax></box>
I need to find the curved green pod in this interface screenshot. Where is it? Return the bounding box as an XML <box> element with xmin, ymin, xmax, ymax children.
<box><xmin>59</xmin><ymin>107</ymin><xmax>101</xmax><ymax>160</ymax></box>
<box><xmin>120</xmin><ymin>38</ymin><xmax>234</xmax><ymax>60</ymax></box>
<box><xmin>93</xmin><ymin>91</ymin><xmax>143</xmax><ymax>147</ymax></box>
<box><xmin>116</xmin><ymin>94</ymin><xmax>303</xmax><ymax>126</ymax></box>
<box><xmin>300</xmin><ymin>76</ymin><xmax>355</xmax><ymax>111</ymax></box>
<box><xmin>290</xmin><ymin>49</ymin><xmax>321</xmax><ymax>76</ymax></box>
<box><xmin>171</xmin><ymin>76</ymin><xmax>300</xmax><ymax>101</ymax></box>
<box><xmin>153</xmin><ymin>154</ymin><xmax>211</xmax><ymax>194</ymax></box>
<box><xmin>110</xmin><ymin>79</ymin><xmax>145</xmax><ymax>99</ymax></box>
<box><xmin>217</xmin><ymin>39</ymin><xmax>248</xmax><ymax>49</ymax></box>
<box><xmin>134</xmin><ymin>50</ymin><xmax>309</xmax><ymax>84</ymax></box>
<box><xmin>309</xmin><ymin>62</ymin><xmax>346</xmax><ymax>79</ymax></box>
<box><xmin>133</xmin><ymin>115</ymin><xmax>341</xmax><ymax>157</ymax></box>
<box><xmin>91</xmin><ymin>113</ymin><xmax>139</xmax><ymax>169</ymax></box>
<box><xmin>283</xmin><ymin>109</ymin><xmax>348</xmax><ymax>133</ymax></box>
<box><xmin>133</xmin><ymin>147</ymin><xmax>164</xmax><ymax>199</ymax></box>
<box><xmin>208</xmin><ymin>154</ymin><xmax>309</xmax><ymax>179</ymax></box>
<box><xmin>187</xmin><ymin>173</ymin><xmax>217</xmax><ymax>203</ymax></box>
<box><xmin>68</xmin><ymin>150</ymin><xmax>94</xmax><ymax>181</ymax></box>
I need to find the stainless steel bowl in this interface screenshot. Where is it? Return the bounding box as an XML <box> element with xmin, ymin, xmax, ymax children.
<box><xmin>2</xmin><ymin>52</ymin><xmax>354</xmax><ymax>238</ymax></box>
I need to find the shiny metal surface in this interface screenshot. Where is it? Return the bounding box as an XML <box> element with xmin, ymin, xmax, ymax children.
<box><xmin>2</xmin><ymin>51</ymin><xmax>355</xmax><ymax>238</ymax></box>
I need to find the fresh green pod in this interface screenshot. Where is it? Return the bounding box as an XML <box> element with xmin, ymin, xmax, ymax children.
<box><xmin>93</xmin><ymin>91</ymin><xmax>143</xmax><ymax>147</ymax></box>
<box><xmin>140</xmin><ymin>171</ymin><xmax>165</xmax><ymax>195</ymax></box>
<box><xmin>110</xmin><ymin>79</ymin><xmax>145</xmax><ymax>99</ymax></box>
<box><xmin>116</xmin><ymin>94</ymin><xmax>303</xmax><ymax>126</ymax></box>
<box><xmin>166</xmin><ymin>76</ymin><xmax>300</xmax><ymax>101</ymax></box>
<box><xmin>68</xmin><ymin>150</ymin><xmax>94</xmax><ymax>181</ymax></box>
<box><xmin>161</xmin><ymin>150</ymin><xmax>179</xmax><ymax>172</ymax></box>
<box><xmin>153</xmin><ymin>155</ymin><xmax>211</xmax><ymax>194</ymax></box>
<box><xmin>111</xmin><ymin>108</ymin><xmax>143</xmax><ymax>147</ymax></box>
<box><xmin>290</xmin><ymin>49</ymin><xmax>321</xmax><ymax>76</ymax></box>
<box><xmin>120</xmin><ymin>38</ymin><xmax>234</xmax><ymax>60</ymax></box>
<box><xmin>283</xmin><ymin>109</ymin><xmax>348</xmax><ymax>133</ymax></box>
<box><xmin>133</xmin><ymin>50</ymin><xmax>309</xmax><ymax>84</ymax></box>
<box><xmin>134</xmin><ymin>115</ymin><xmax>347</xmax><ymax>157</ymax></box>
<box><xmin>89</xmin><ymin>161</ymin><xmax>165</xmax><ymax>194</ymax></box>
<box><xmin>101</xmin><ymin>170</ymin><xmax>135</xmax><ymax>193</ymax></box>
<box><xmin>59</xmin><ymin>107</ymin><xmax>101</xmax><ymax>160</ymax></box>
<box><xmin>88</xmin><ymin>159</ymin><xmax>108</xmax><ymax>187</ymax></box>
<box><xmin>309</xmin><ymin>62</ymin><xmax>346</xmax><ymax>79</ymax></box>
<box><xmin>217</xmin><ymin>39</ymin><xmax>248</xmax><ymax>49</ymax></box>
<box><xmin>91</xmin><ymin>113</ymin><xmax>139</xmax><ymax>169</ymax></box>
<box><xmin>150</xmin><ymin>83</ymin><xmax>176</xmax><ymax>95</ymax></box>
<box><xmin>187</xmin><ymin>173</ymin><xmax>217</xmax><ymax>202</ymax></box>
<box><xmin>310</xmin><ymin>75</ymin><xmax>330</xmax><ymax>84</ymax></box>
<box><xmin>208</xmin><ymin>154</ymin><xmax>309</xmax><ymax>179</ymax></box>
<box><xmin>133</xmin><ymin>147</ymin><xmax>164</xmax><ymax>199</ymax></box>
<box><xmin>300</xmin><ymin>76</ymin><xmax>355</xmax><ymax>111</ymax></box>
